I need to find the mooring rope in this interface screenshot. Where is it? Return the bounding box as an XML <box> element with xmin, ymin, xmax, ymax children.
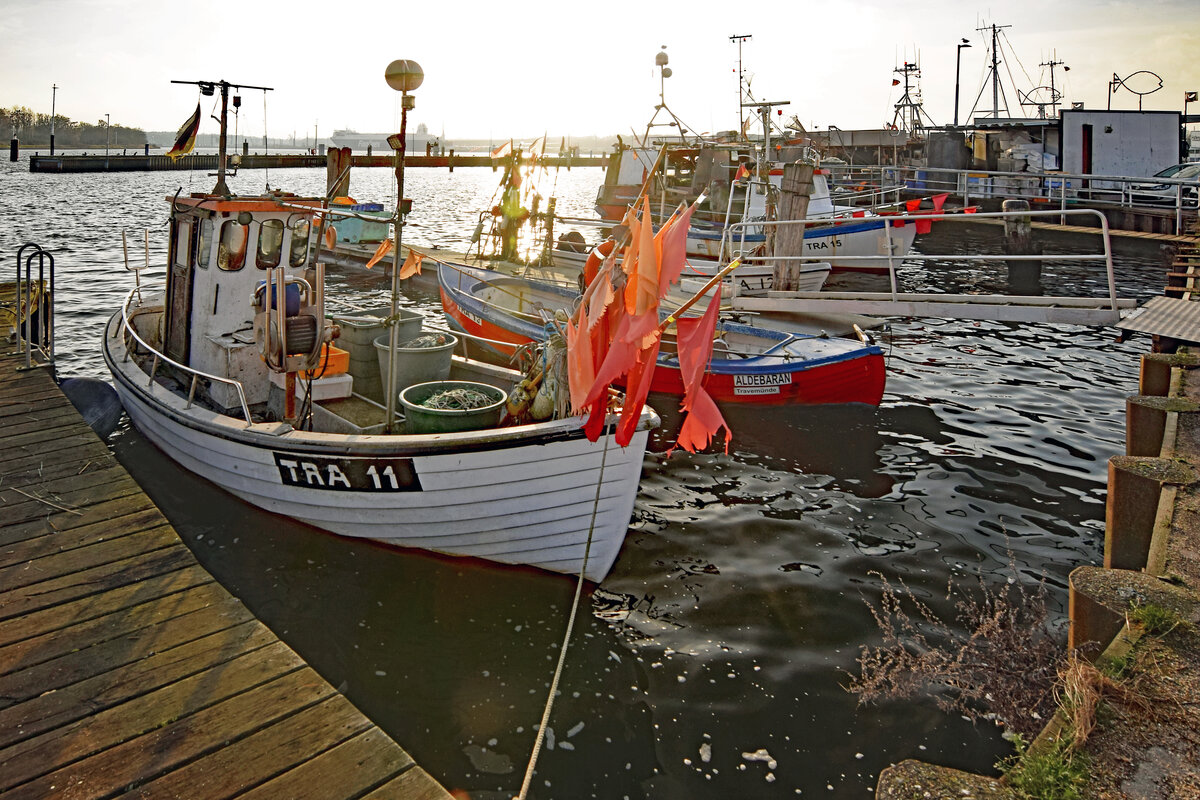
<box><xmin>515</xmin><ymin>421</ymin><xmax>614</xmax><ymax>800</ymax></box>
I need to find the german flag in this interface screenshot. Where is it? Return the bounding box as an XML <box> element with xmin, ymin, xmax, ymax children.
<box><xmin>166</xmin><ymin>103</ymin><xmax>201</xmax><ymax>160</ymax></box>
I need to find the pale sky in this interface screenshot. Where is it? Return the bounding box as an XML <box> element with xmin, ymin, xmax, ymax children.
<box><xmin>3</xmin><ymin>0</ymin><xmax>1198</xmax><ymax>142</ymax></box>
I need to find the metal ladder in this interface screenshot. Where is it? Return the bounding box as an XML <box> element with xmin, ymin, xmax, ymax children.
<box><xmin>9</xmin><ymin>243</ymin><xmax>55</xmax><ymax>369</ymax></box>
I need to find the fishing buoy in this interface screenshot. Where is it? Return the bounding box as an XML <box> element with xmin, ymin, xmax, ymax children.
<box><xmin>583</xmin><ymin>239</ymin><xmax>616</xmax><ymax>286</ymax></box>
<box><xmin>60</xmin><ymin>377</ymin><xmax>124</xmax><ymax>439</ymax></box>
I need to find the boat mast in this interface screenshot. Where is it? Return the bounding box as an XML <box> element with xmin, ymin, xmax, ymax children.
<box><xmin>730</xmin><ymin>34</ymin><xmax>752</xmax><ymax>137</ymax></box>
<box><xmin>1041</xmin><ymin>52</ymin><xmax>1069</xmax><ymax>118</ymax></box>
<box><xmin>977</xmin><ymin>23</ymin><xmax>1011</xmax><ymax>118</ymax></box>
<box><xmin>170</xmin><ymin>78</ymin><xmax>273</xmax><ymax>196</ymax></box>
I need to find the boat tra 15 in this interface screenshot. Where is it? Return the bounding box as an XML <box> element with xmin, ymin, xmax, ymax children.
<box><xmin>102</xmin><ymin>80</ymin><xmax>656</xmax><ymax>582</ymax></box>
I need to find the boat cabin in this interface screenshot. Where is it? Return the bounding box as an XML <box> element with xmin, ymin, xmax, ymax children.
<box><xmin>163</xmin><ymin>193</ymin><xmax>323</xmax><ymax>409</ymax></box>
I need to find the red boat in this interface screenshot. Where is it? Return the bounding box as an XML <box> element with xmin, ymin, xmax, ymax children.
<box><xmin>438</xmin><ymin>263</ymin><xmax>885</xmax><ymax>407</ymax></box>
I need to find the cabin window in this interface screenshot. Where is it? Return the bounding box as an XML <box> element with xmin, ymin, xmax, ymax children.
<box><xmin>173</xmin><ymin>220</ymin><xmax>193</xmax><ymax>268</ymax></box>
<box><xmin>288</xmin><ymin>218</ymin><xmax>312</xmax><ymax>267</ymax></box>
<box><xmin>196</xmin><ymin>218</ymin><xmax>213</xmax><ymax>269</ymax></box>
<box><xmin>256</xmin><ymin>219</ymin><xmax>285</xmax><ymax>269</ymax></box>
<box><xmin>217</xmin><ymin>220</ymin><xmax>248</xmax><ymax>271</ymax></box>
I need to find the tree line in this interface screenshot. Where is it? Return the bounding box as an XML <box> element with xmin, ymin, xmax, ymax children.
<box><xmin>2</xmin><ymin>106</ymin><xmax>147</xmax><ymax>148</ymax></box>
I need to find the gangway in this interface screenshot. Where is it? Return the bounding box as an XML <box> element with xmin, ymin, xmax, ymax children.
<box><xmin>725</xmin><ymin>208</ymin><xmax>1139</xmax><ymax>326</ymax></box>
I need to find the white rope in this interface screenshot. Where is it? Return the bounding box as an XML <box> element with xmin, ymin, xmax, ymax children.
<box><xmin>515</xmin><ymin>422</ymin><xmax>614</xmax><ymax>800</ymax></box>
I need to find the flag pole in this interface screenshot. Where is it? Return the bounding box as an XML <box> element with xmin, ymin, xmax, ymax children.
<box><xmin>660</xmin><ymin>259</ymin><xmax>740</xmax><ymax>330</ymax></box>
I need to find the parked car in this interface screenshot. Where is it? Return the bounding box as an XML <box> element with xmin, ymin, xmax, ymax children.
<box><xmin>1128</xmin><ymin>162</ymin><xmax>1200</xmax><ymax>207</ymax></box>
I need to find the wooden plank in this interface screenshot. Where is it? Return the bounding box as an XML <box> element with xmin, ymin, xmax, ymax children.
<box><xmin>361</xmin><ymin>768</ymin><xmax>457</xmax><ymax>800</ymax></box>
<box><xmin>0</xmin><ymin>440</ymin><xmax>112</xmax><ymax>484</ymax></box>
<box><xmin>1</xmin><ymin>469</ymin><xmax>145</xmax><ymax>526</ymax></box>
<box><xmin>0</xmin><ymin>405</ymin><xmax>91</xmax><ymax>438</ymax></box>
<box><xmin>0</xmin><ymin>507</ymin><xmax>167</xmax><ymax>565</ymax></box>
<box><xmin>238</xmin><ymin>728</ymin><xmax>419</xmax><ymax>800</ymax></box>
<box><xmin>2</xmin><ymin>664</ymin><xmax>331</xmax><ymax>800</ymax></box>
<box><xmin>0</xmin><ymin>621</ymin><xmax>278</xmax><ymax>748</ymax></box>
<box><xmin>0</xmin><ymin>545</ymin><xmax>198</xmax><ymax>621</ymax></box>
<box><xmin>0</xmin><ymin>638</ymin><xmax>302</xmax><ymax>791</ymax></box>
<box><xmin>0</xmin><ymin>491</ymin><xmax>158</xmax><ymax>547</ymax></box>
<box><xmin>0</xmin><ymin>525</ymin><xmax>180</xmax><ymax>592</ymax></box>
<box><xmin>0</xmin><ymin>586</ymin><xmax>252</xmax><ymax>702</ymax></box>
<box><xmin>113</xmin><ymin>695</ymin><xmax>372</xmax><ymax>799</ymax></box>
<box><xmin>0</xmin><ymin>571</ymin><xmax>223</xmax><ymax>666</ymax></box>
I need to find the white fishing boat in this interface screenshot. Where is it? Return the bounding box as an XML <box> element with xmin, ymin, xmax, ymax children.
<box><xmin>598</xmin><ymin>144</ymin><xmax>919</xmax><ymax>273</ymax></box>
<box><xmin>102</xmin><ymin>79</ymin><xmax>657</xmax><ymax>582</ymax></box>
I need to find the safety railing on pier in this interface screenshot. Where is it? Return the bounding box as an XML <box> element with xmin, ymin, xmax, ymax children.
<box><xmin>9</xmin><ymin>243</ymin><xmax>54</xmax><ymax>370</ymax></box>
<box><xmin>822</xmin><ymin>164</ymin><xmax>1198</xmax><ymax>235</ymax></box>
<box><xmin>723</xmin><ymin>207</ymin><xmax>1138</xmax><ymax>326</ymax></box>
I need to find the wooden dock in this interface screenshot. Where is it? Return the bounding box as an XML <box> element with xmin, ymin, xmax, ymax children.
<box><xmin>0</xmin><ymin>350</ymin><xmax>452</xmax><ymax>799</ymax></box>
<box><xmin>28</xmin><ymin>152</ymin><xmax>607</xmax><ymax>173</ymax></box>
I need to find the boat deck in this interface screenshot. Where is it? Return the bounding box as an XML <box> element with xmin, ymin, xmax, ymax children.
<box><xmin>0</xmin><ymin>349</ymin><xmax>452</xmax><ymax>799</ymax></box>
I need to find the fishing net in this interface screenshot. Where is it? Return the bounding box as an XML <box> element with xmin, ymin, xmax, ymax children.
<box><xmin>399</xmin><ymin>333</ymin><xmax>451</xmax><ymax>349</ymax></box>
<box><xmin>419</xmin><ymin>387</ymin><xmax>497</xmax><ymax>410</ymax></box>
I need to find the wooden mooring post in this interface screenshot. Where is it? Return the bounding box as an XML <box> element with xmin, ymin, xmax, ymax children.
<box><xmin>1002</xmin><ymin>198</ymin><xmax>1043</xmax><ymax>294</ymax></box>
<box><xmin>772</xmin><ymin>161</ymin><xmax>815</xmax><ymax>291</ymax></box>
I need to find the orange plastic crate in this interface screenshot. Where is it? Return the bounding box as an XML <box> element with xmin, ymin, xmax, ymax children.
<box><xmin>301</xmin><ymin>344</ymin><xmax>349</xmax><ymax>378</ymax></box>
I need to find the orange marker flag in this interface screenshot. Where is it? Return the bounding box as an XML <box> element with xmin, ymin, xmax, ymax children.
<box><xmin>565</xmin><ymin>314</ymin><xmax>596</xmax><ymax>413</ymax></box>
<box><xmin>655</xmin><ymin>201</ymin><xmax>695</xmax><ymax>293</ymax></box>
<box><xmin>365</xmin><ymin>238</ymin><xmax>393</xmax><ymax>269</ymax></box>
<box><xmin>398</xmin><ymin>250</ymin><xmax>424</xmax><ymax>279</ymax></box>
<box><xmin>669</xmin><ymin>284</ymin><xmax>730</xmax><ymax>454</ymax></box>
<box><xmin>615</xmin><ymin>336</ymin><xmax>662</xmax><ymax>447</ymax></box>
<box><xmin>630</xmin><ymin>195</ymin><xmax>660</xmax><ymax>317</ymax></box>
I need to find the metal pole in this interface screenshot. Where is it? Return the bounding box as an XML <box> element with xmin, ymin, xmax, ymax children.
<box><xmin>215</xmin><ymin>82</ymin><xmax>230</xmax><ymax>196</ymax></box>
<box><xmin>50</xmin><ymin>84</ymin><xmax>57</xmax><ymax>155</ymax></box>
<box><xmin>104</xmin><ymin>113</ymin><xmax>110</xmax><ymax>168</ymax></box>
<box><xmin>954</xmin><ymin>42</ymin><xmax>971</xmax><ymax>127</ymax></box>
<box><xmin>384</xmin><ymin>98</ymin><xmax>410</xmax><ymax>434</ymax></box>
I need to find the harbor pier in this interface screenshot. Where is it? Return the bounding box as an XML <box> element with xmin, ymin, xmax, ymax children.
<box><xmin>0</xmin><ymin>349</ymin><xmax>452</xmax><ymax>799</ymax></box>
<box><xmin>28</xmin><ymin>152</ymin><xmax>608</xmax><ymax>173</ymax></box>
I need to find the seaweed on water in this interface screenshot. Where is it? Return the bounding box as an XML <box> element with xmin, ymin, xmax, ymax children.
<box><xmin>419</xmin><ymin>387</ymin><xmax>496</xmax><ymax>411</ymax></box>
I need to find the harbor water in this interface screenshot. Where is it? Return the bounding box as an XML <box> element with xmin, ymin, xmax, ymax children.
<box><xmin>0</xmin><ymin>154</ymin><xmax>1176</xmax><ymax>798</ymax></box>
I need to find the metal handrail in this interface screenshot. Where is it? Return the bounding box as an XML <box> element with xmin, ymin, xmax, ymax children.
<box><xmin>13</xmin><ymin>243</ymin><xmax>54</xmax><ymax>368</ymax></box>
<box><xmin>727</xmin><ymin>206</ymin><xmax>1121</xmax><ymax>312</ymax></box>
<box><xmin>821</xmin><ymin>163</ymin><xmax>1198</xmax><ymax>233</ymax></box>
<box><xmin>116</xmin><ymin>285</ymin><xmax>254</xmax><ymax>425</ymax></box>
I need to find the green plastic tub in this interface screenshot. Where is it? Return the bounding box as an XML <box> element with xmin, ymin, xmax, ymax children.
<box><xmin>400</xmin><ymin>381</ymin><xmax>506</xmax><ymax>434</ymax></box>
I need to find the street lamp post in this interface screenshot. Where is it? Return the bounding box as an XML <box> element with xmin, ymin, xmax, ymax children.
<box><xmin>954</xmin><ymin>39</ymin><xmax>972</xmax><ymax>127</ymax></box>
<box><xmin>50</xmin><ymin>84</ymin><xmax>57</xmax><ymax>155</ymax></box>
<box><xmin>382</xmin><ymin>59</ymin><xmax>423</xmax><ymax>433</ymax></box>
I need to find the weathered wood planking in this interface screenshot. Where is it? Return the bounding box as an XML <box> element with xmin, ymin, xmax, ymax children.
<box><xmin>0</xmin><ymin>350</ymin><xmax>452</xmax><ymax>799</ymax></box>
